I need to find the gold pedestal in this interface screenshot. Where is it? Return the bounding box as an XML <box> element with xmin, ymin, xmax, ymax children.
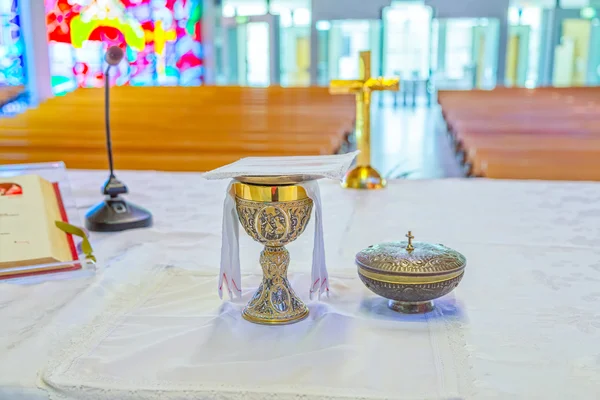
<box><xmin>234</xmin><ymin>181</ymin><xmax>313</xmax><ymax>325</ymax></box>
<box><xmin>242</xmin><ymin>247</ymin><xmax>309</xmax><ymax>325</ymax></box>
<box><xmin>388</xmin><ymin>300</ymin><xmax>434</xmax><ymax>314</ymax></box>
<box><xmin>342</xmin><ymin>165</ymin><xmax>387</xmax><ymax>190</ymax></box>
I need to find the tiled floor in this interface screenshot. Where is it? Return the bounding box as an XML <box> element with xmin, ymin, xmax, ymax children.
<box><xmin>370</xmin><ymin>100</ymin><xmax>465</xmax><ymax>180</ymax></box>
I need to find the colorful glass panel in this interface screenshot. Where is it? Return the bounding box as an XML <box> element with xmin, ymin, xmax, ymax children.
<box><xmin>45</xmin><ymin>0</ymin><xmax>203</xmax><ymax>95</ymax></box>
<box><xmin>0</xmin><ymin>0</ymin><xmax>26</xmax><ymax>86</ymax></box>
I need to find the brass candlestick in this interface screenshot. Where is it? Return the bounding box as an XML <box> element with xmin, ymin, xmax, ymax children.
<box><xmin>234</xmin><ymin>179</ymin><xmax>313</xmax><ymax>325</ymax></box>
<box><xmin>330</xmin><ymin>51</ymin><xmax>400</xmax><ymax>190</ymax></box>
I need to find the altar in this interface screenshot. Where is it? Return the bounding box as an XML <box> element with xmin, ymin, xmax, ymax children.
<box><xmin>1</xmin><ymin>170</ymin><xmax>600</xmax><ymax>399</ymax></box>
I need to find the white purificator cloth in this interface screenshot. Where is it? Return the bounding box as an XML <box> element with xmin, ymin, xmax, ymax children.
<box><xmin>202</xmin><ymin>152</ymin><xmax>360</xmax><ymax>181</ymax></box>
<box><xmin>205</xmin><ymin>152</ymin><xmax>358</xmax><ymax>300</ymax></box>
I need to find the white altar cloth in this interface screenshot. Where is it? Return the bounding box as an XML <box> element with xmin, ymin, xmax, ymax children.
<box><xmin>1</xmin><ymin>170</ymin><xmax>600</xmax><ymax>399</ymax></box>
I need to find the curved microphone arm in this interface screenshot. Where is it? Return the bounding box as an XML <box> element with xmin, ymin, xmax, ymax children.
<box><xmin>105</xmin><ymin>65</ymin><xmax>115</xmax><ymax>179</ymax></box>
<box><xmin>102</xmin><ymin>63</ymin><xmax>128</xmax><ymax>198</ymax></box>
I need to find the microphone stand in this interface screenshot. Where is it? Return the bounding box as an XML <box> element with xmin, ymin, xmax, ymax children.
<box><xmin>105</xmin><ymin>66</ymin><xmax>116</xmax><ymax>180</ymax></box>
<box><xmin>85</xmin><ymin>61</ymin><xmax>153</xmax><ymax>232</ymax></box>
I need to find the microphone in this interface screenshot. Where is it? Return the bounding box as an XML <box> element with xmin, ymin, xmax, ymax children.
<box><xmin>85</xmin><ymin>46</ymin><xmax>153</xmax><ymax>232</ymax></box>
<box><xmin>105</xmin><ymin>46</ymin><xmax>124</xmax><ymax>66</ymax></box>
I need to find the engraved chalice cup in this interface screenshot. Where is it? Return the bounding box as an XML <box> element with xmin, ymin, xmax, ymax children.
<box><xmin>234</xmin><ymin>179</ymin><xmax>313</xmax><ymax>325</ymax></box>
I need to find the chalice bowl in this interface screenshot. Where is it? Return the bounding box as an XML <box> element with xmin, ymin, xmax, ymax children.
<box><xmin>234</xmin><ymin>178</ymin><xmax>314</xmax><ymax>325</ymax></box>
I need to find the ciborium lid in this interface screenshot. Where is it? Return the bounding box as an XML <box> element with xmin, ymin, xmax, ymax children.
<box><xmin>355</xmin><ymin>231</ymin><xmax>466</xmax><ymax>277</ymax></box>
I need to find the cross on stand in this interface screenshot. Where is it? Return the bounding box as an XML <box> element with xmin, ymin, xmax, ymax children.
<box><xmin>330</xmin><ymin>51</ymin><xmax>400</xmax><ymax>189</ymax></box>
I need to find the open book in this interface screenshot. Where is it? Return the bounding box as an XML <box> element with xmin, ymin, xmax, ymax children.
<box><xmin>0</xmin><ymin>175</ymin><xmax>79</xmax><ymax>278</ymax></box>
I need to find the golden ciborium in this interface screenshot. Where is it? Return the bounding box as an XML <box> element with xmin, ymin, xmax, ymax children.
<box><xmin>233</xmin><ymin>177</ymin><xmax>315</xmax><ymax>325</ymax></box>
<box><xmin>356</xmin><ymin>231</ymin><xmax>467</xmax><ymax>314</ymax></box>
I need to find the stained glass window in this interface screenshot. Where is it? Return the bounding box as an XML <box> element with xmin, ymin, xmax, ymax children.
<box><xmin>0</xmin><ymin>0</ymin><xmax>26</xmax><ymax>86</ymax></box>
<box><xmin>45</xmin><ymin>0</ymin><xmax>203</xmax><ymax>95</ymax></box>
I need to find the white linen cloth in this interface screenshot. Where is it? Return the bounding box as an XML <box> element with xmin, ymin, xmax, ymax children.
<box><xmin>0</xmin><ymin>170</ymin><xmax>599</xmax><ymax>399</ymax></box>
<box><xmin>202</xmin><ymin>152</ymin><xmax>360</xmax><ymax>181</ymax></box>
<box><xmin>206</xmin><ymin>153</ymin><xmax>358</xmax><ymax>300</ymax></box>
<box><xmin>41</xmin><ymin>268</ymin><xmax>466</xmax><ymax>400</ymax></box>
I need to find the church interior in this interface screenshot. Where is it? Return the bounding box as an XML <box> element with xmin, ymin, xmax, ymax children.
<box><xmin>1</xmin><ymin>0</ymin><xmax>600</xmax><ymax>399</ymax></box>
<box><xmin>2</xmin><ymin>0</ymin><xmax>599</xmax><ymax>179</ymax></box>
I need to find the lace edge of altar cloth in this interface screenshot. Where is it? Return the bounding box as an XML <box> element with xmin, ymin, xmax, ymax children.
<box><xmin>201</xmin><ymin>151</ymin><xmax>360</xmax><ymax>181</ymax></box>
<box><xmin>38</xmin><ymin>266</ymin><xmax>473</xmax><ymax>400</ymax></box>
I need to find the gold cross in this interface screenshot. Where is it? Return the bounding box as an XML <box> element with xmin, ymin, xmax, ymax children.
<box><xmin>406</xmin><ymin>231</ymin><xmax>415</xmax><ymax>251</ymax></box>
<box><xmin>330</xmin><ymin>51</ymin><xmax>399</xmax><ymax>189</ymax></box>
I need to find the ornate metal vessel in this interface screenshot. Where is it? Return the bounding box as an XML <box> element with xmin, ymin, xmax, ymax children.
<box><xmin>234</xmin><ymin>179</ymin><xmax>312</xmax><ymax>325</ymax></box>
<box><xmin>356</xmin><ymin>232</ymin><xmax>466</xmax><ymax>314</ymax></box>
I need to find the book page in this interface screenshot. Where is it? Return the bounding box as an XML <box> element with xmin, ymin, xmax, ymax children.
<box><xmin>0</xmin><ymin>175</ymin><xmax>72</xmax><ymax>268</ymax></box>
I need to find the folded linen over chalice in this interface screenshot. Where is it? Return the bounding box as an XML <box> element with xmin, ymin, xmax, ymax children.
<box><xmin>203</xmin><ymin>152</ymin><xmax>358</xmax><ymax>325</ymax></box>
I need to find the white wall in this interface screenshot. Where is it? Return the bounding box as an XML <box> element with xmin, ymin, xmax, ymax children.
<box><xmin>202</xmin><ymin>0</ymin><xmax>219</xmax><ymax>84</ymax></box>
<box><xmin>425</xmin><ymin>0</ymin><xmax>509</xmax><ymax>18</ymax></box>
<box><xmin>20</xmin><ymin>0</ymin><xmax>53</xmax><ymax>102</ymax></box>
<box><xmin>312</xmin><ymin>0</ymin><xmax>392</xmax><ymax>20</ymax></box>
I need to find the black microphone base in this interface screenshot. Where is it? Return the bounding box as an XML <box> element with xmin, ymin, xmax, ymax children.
<box><xmin>85</xmin><ymin>197</ymin><xmax>153</xmax><ymax>232</ymax></box>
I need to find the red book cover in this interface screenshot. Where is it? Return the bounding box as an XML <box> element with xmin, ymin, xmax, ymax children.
<box><xmin>0</xmin><ymin>182</ymin><xmax>82</xmax><ymax>280</ymax></box>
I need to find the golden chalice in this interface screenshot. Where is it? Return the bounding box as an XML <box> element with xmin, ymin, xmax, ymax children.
<box><xmin>234</xmin><ymin>177</ymin><xmax>315</xmax><ymax>325</ymax></box>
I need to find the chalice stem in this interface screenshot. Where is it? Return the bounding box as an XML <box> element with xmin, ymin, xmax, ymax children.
<box><xmin>242</xmin><ymin>246</ymin><xmax>309</xmax><ymax>325</ymax></box>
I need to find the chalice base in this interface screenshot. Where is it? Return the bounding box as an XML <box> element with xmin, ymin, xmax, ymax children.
<box><xmin>342</xmin><ymin>165</ymin><xmax>387</xmax><ymax>190</ymax></box>
<box><xmin>388</xmin><ymin>300</ymin><xmax>434</xmax><ymax>314</ymax></box>
<box><xmin>242</xmin><ymin>247</ymin><xmax>309</xmax><ymax>325</ymax></box>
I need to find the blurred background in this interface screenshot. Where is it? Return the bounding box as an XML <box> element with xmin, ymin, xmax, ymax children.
<box><xmin>0</xmin><ymin>0</ymin><xmax>599</xmax><ymax>180</ymax></box>
<box><xmin>0</xmin><ymin>0</ymin><xmax>593</xmax><ymax>93</ymax></box>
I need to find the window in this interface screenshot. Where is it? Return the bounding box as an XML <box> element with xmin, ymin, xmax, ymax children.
<box><xmin>45</xmin><ymin>0</ymin><xmax>204</xmax><ymax>95</ymax></box>
<box><xmin>445</xmin><ymin>20</ymin><xmax>476</xmax><ymax>80</ymax></box>
<box><xmin>383</xmin><ymin>5</ymin><xmax>432</xmax><ymax>79</ymax></box>
<box><xmin>508</xmin><ymin>6</ymin><xmax>543</xmax><ymax>87</ymax></box>
<box><xmin>0</xmin><ymin>0</ymin><xmax>26</xmax><ymax>86</ymax></box>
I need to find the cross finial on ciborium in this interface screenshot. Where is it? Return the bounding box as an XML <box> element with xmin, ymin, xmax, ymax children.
<box><xmin>406</xmin><ymin>231</ymin><xmax>415</xmax><ymax>251</ymax></box>
<box><xmin>330</xmin><ymin>50</ymin><xmax>400</xmax><ymax>189</ymax></box>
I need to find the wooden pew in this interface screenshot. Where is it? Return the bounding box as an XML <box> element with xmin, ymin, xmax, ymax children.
<box><xmin>439</xmin><ymin>87</ymin><xmax>600</xmax><ymax>181</ymax></box>
<box><xmin>0</xmin><ymin>86</ymin><xmax>355</xmax><ymax>171</ymax></box>
<box><xmin>477</xmin><ymin>152</ymin><xmax>600</xmax><ymax>181</ymax></box>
